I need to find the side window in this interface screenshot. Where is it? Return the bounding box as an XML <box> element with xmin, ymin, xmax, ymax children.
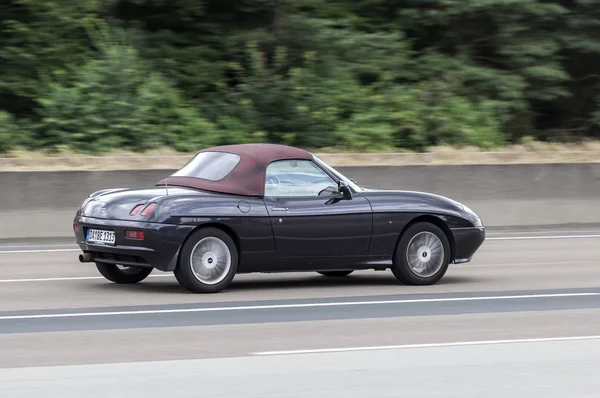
<box><xmin>265</xmin><ymin>160</ymin><xmax>337</xmax><ymax>197</ymax></box>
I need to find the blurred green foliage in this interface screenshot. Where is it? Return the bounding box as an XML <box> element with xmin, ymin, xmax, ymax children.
<box><xmin>0</xmin><ymin>111</ymin><xmax>17</xmax><ymax>153</ymax></box>
<box><xmin>1</xmin><ymin>0</ymin><xmax>599</xmax><ymax>153</ymax></box>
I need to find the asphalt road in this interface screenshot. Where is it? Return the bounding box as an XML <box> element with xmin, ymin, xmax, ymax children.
<box><xmin>0</xmin><ymin>230</ymin><xmax>599</xmax><ymax>397</ymax></box>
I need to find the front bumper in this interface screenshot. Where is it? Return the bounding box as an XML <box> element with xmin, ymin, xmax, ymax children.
<box><xmin>451</xmin><ymin>226</ymin><xmax>486</xmax><ymax>264</ymax></box>
<box><xmin>73</xmin><ymin>216</ymin><xmax>194</xmax><ymax>271</ymax></box>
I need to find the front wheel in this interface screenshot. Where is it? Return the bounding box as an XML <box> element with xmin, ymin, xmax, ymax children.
<box><xmin>95</xmin><ymin>263</ymin><xmax>153</xmax><ymax>284</ymax></box>
<box><xmin>174</xmin><ymin>227</ymin><xmax>238</xmax><ymax>293</ymax></box>
<box><xmin>391</xmin><ymin>222</ymin><xmax>451</xmax><ymax>285</ymax></box>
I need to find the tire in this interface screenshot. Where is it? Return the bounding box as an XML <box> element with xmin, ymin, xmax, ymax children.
<box><xmin>391</xmin><ymin>222</ymin><xmax>451</xmax><ymax>285</ymax></box>
<box><xmin>95</xmin><ymin>263</ymin><xmax>153</xmax><ymax>284</ymax></box>
<box><xmin>174</xmin><ymin>227</ymin><xmax>238</xmax><ymax>293</ymax></box>
<box><xmin>317</xmin><ymin>270</ymin><xmax>354</xmax><ymax>277</ymax></box>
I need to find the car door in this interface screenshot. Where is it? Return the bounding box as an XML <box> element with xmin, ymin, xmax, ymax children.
<box><xmin>263</xmin><ymin>159</ymin><xmax>373</xmax><ymax>258</ymax></box>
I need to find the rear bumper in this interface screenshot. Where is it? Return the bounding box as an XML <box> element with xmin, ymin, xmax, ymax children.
<box><xmin>451</xmin><ymin>226</ymin><xmax>486</xmax><ymax>264</ymax></box>
<box><xmin>73</xmin><ymin>216</ymin><xmax>193</xmax><ymax>271</ymax></box>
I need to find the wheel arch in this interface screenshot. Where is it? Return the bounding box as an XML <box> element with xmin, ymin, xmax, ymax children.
<box><xmin>176</xmin><ymin>222</ymin><xmax>241</xmax><ymax>269</ymax></box>
<box><xmin>394</xmin><ymin>215</ymin><xmax>455</xmax><ymax>262</ymax></box>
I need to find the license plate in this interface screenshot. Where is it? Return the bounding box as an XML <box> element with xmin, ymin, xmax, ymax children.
<box><xmin>86</xmin><ymin>229</ymin><xmax>116</xmax><ymax>245</ymax></box>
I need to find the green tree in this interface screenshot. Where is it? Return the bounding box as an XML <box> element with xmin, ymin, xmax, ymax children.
<box><xmin>0</xmin><ymin>0</ymin><xmax>104</xmax><ymax>117</ymax></box>
<box><xmin>2</xmin><ymin>0</ymin><xmax>600</xmax><ymax>153</ymax></box>
<box><xmin>0</xmin><ymin>111</ymin><xmax>18</xmax><ymax>153</ymax></box>
<box><xmin>35</xmin><ymin>27</ymin><xmax>223</xmax><ymax>153</ymax></box>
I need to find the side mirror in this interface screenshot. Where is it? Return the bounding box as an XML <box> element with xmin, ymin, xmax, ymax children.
<box><xmin>338</xmin><ymin>180</ymin><xmax>352</xmax><ymax>199</ymax></box>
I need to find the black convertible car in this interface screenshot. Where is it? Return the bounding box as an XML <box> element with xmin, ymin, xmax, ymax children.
<box><xmin>73</xmin><ymin>143</ymin><xmax>485</xmax><ymax>293</ymax></box>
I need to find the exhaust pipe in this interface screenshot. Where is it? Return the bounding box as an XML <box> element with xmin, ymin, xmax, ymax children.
<box><xmin>79</xmin><ymin>253</ymin><xmax>94</xmax><ymax>263</ymax></box>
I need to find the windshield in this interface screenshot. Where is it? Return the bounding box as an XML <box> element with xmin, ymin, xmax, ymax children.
<box><xmin>172</xmin><ymin>151</ymin><xmax>241</xmax><ymax>181</ymax></box>
<box><xmin>313</xmin><ymin>156</ymin><xmax>363</xmax><ymax>192</ymax></box>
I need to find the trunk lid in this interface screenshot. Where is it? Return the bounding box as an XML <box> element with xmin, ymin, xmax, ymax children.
<box><xmin>82</xmin><ymin>186</ymin><xmax>186</xmax><ymax>220</ymax></box>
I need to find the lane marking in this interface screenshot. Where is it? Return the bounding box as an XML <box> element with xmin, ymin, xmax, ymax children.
<box><xmin>0</xmin><ymin>292</ymin><xmax>597</xmax><ymax>321</ymax></box>
<box><xmin>252</xmin><ymin>335</ymin><xmax>600</xmax><ymax>356</ymax></box>
<box><xmin>456</xmin><ymin>260</ymin><xmax>592</xmax><ymax>268</ymax></box>
<box><xmin>0</xmin><ymin>260</ymin><xmax>588</xmax><ymax>282</ymax></box>
<box><xmin>0</xmin><ymin>249</ymin><xmax>79</xmax><ymax>254</ymax></box>
<box><xmin>0</xmin><ymin>274</ymin><xmax>172</xmax><ymax>283</ymax></box>
<box><xmin>0</xmin><ymin>259</ymin><xmax>591</xmax><ymax>282</ymax></box>
<box><xmin>487</xmin><ymin>235</ymin><xmax>600</xmax><ymax>241</ymax></box>
<box><xmin>489</xmin><ymin>230</ymin><xmax>600</xmax><ymax>236</ymax></box>
<box><xmin>0</xmin><ymin>244</ymin><xmax>77</xmax><ymax>249</ymax></box>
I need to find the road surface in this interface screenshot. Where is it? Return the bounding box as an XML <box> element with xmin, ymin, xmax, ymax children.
<box><xmin>0</xmin><ymin>229</ymin><xmax>599</xmax><ymax>397</ymax></box>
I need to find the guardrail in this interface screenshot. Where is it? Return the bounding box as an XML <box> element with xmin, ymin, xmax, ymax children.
<box><xmin>1</xmin><ymin>163</ymin><xmax>598</xmax><ymax>239</ymax></box>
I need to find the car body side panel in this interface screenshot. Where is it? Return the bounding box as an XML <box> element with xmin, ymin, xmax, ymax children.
<box><xmin>367</xmin><ymin>211</ymin><xmax>419</xmax><ymax>257</ymax></box>
<box><xmin>264</xmin><ymin>196</ymin><xmax>373</xmax><ymax>259</ymax></box>
<box><xmin>75</xmin><ymin>183</ymin><xmax>485</xmax><ymax>273</ymax></box>
<box><xmin>77</xmin><ymin>188</ymin><xmax>278</xmax><ymax>272</ymax></box>
<box><xmin>361</xmin><ymin>190</ymin><xmax>484</xmax><ymax>260</ymax></box>
<box><xmin>160</xmin><ymin>195</ymin><xmax>277</xmax><ymax>272</ymax></box>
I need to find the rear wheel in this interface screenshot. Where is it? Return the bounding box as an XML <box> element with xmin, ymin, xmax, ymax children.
<box><xmin>174</xmin><ymin>227</ymin><xmax>238</xmax><ymax>293</ymax></box>
<box><xmin>391</xmin><ymin>222</ymin><xmax>451</xmax><ymax>285</ymax></box>
<box><xmin>317</xmin><ymin>270</ymin><xmax>354</xmax><ymax>277</ymax></box>
<box><xmin>95</xmin><ymin>263</ymin><xmax>153</xmax><ymax>284</ymax></box>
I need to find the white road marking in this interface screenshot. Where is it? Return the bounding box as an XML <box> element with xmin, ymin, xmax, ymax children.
<box><xmin>0</xmin><ymin>260</ymin><xmax>586</xmax><ymax>282</ymax></box>
<box><xmin>0</xmin><ymin>259</ymin><xmax>589</xmax><ymax>282</ymax></box>
<box><xmin>456</xmin><ymin>260</ymin><xmax>592</xmax><ymax>268</ymax></box>
<box><xmin>252</xmin><ymin>335</ymin><xmax>600</xmax><ymax>356</ymax></box>
<box><xmin>0</xmin><ymin>244</ymin><xmax>77</xmax><ymax>249</ymax></box>
<box><xmin>0</xmin><ymin>274</ymin><xmax>172</xmax><ymax>283</ymax></box>
<box><xmin>0</xmin><ymin>292</ymin><xmax>597</xmax><ymax>321</ymax></box>
<box><xmin>0</xmin><ymin>249</ymin><xmax>80</xmax><ymax>254</ymax></box>
<box><xmin>487</xmin><ymin>229</ymin><xmax>600</xmax><ymax>236</ymax></box>
<box><xmin>487</xmin><ymin>235</ymin><xmax>600</xmax><ymax>241</ymax></box>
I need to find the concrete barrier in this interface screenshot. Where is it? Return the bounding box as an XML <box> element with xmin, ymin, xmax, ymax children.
<box><xmin>0</xmin><ymin>163</ymin><xmax>598</xmax><ymax>239</ymax></box>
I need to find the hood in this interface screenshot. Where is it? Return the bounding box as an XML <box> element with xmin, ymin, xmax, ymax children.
<box><xmin>363</xmin><ymin>187</ymin><xmax>464</xmax><ymax>210</ymax></box>
<box><xmin>361</xmin><ymin>187</ymin><xmax>482</xmax><ymax>227</ymax></box>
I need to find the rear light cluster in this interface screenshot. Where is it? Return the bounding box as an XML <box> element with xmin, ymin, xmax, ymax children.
<box><xmin>125</xmin><ymin>230</ymin><xmax>145</xmax><ymax>240</ymax></box>
<box><xmin>130</xmin><ymin>202</ymin><xmax>158</xmax><ymax>217</ymax></box>
<box><xmin>129</xmin><ymin>204</ymin><xmax>144</xmax><ymax>216</ymax></box>
<box><xmin>141</xmin><ymin>203</ymin><xmax>157</xmax><ymax>216</ymax></box>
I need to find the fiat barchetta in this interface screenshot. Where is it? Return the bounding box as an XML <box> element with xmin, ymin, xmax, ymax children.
<box><xmin>73</xmin><ymin>143</ymin><xmax>485</xmax><ymax>293</ymax></box>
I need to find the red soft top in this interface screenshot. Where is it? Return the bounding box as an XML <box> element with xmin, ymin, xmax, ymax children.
<box><xmin>156</xmin><ymin>143</ymin><xmax>313</xmax><ymax>197</ymax></box>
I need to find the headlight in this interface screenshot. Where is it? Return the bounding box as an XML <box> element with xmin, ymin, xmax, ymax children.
<box><xmin>461</xmin><ymin>203</ymin><xmax>482</xmax><ymax>227</ymax></box>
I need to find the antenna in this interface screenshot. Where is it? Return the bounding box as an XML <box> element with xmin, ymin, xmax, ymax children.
<box><xmin>165</xmin><ymin>176</ymin><xmax>169</xmax><ymax>196</ymax></box>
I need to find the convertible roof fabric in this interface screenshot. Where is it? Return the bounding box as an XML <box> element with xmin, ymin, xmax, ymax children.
<box><xmin>155</xmin><ymin>143</ymin><xmax>313</xmax><ymax>197</ymax></box>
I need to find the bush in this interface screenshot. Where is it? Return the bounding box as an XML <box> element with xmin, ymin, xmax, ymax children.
<box><xmin>35</xmin><ymin>29</ymin><xmax>224</xmax><ymax>153</ymax></box>
<box><xmin>337</xmin><ymin>84</ymin><xmax>506</xmax><ymax>151</ymax></box>
<box><xmin>23</xmin><ymin>21</ymin><xmax>510</xmax><ymax>154</ymax></box>
<box><xmin>0</xmin><ymin>111</ymin><xmax>18</xmax><ymax>154</ymax></box>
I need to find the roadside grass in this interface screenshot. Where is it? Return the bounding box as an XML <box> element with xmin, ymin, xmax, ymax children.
<box><xmin>1</xmin><ymin>141</ymin><xmax>599</xmax><ymax>171</ymax></box>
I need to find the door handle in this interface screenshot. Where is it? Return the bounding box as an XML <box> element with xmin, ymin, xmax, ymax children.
<box><xmin>271</xmin><ymin>207</ymin><xmax>288</xmax><ymax>211</ymax></box>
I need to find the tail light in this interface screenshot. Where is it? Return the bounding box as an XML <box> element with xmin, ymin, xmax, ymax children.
<box><xmin>129</xmin><ymin>204</ymin><xmax>144</xmax><ymax>216</ymax></box>
<box><xmin>130</xmin><ymin>203</ymin><xmax>157</xmax><ymax>217</ymax></box>
<box><xmin>125</xmin><ymin>230</ymin><xmax>145</xmax><ymax>240</ymax></box>
<box><xmin>141</xmin><ymin>203</ymin><xmax>158</xmax><ymax>216</ymax></box>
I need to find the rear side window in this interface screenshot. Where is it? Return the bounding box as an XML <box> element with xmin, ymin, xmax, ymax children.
<box><xmin>172</xmin><ymin>151</ymin><xmax>241</xmax><ymax>181</ymax></box>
